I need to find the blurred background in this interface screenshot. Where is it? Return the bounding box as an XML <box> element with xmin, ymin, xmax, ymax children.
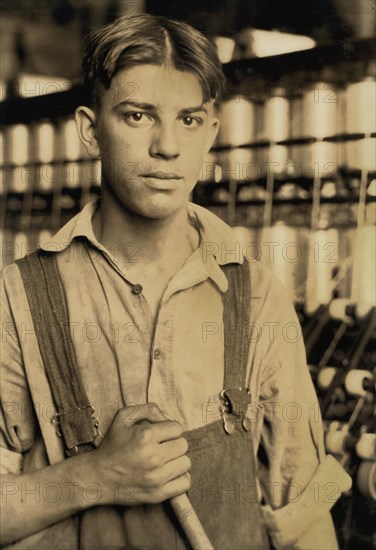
<box><xmin>0</xmin><ymin>1</ymin><xmax>375</xmax><ymax>548</ymax></box>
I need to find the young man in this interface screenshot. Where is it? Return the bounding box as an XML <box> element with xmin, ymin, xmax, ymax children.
<box><xmin>1</xmin><ymin>14</ymin><xmax>351</xmax><ymax>550</ymax></box>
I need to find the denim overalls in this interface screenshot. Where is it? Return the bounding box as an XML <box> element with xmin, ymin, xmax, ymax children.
<box><xmin>16</xmin><ymin>251</ymin><xmax>269</xmax><ymax>549</ymax></box>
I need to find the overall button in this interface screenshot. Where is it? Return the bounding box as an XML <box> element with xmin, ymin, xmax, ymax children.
<box><xmin>153</xmin><ymin>348</ymin><xmax>161</xmax><ymax>359</ymax></box>
<box><xmin>132</xmin><ymin>284</ymin><xmax>143</xmax><ymax>295</ymax></box>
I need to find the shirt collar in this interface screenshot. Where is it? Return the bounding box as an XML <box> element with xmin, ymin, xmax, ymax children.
<box><xmin>40</xmin><ymin>199</ymin><xmax>101</xmax><ymax>253</ymax></box>
<box><xmin>40</xmin><ymin>198</ymin><xmax>243</xmax><ymax>292</ymax></box>
<box><xmin>186</xmin><ymin>203</ymin><xmax>244</xmax><ymax>291</ymax></box>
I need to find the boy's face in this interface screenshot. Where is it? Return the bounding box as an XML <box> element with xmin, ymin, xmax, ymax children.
<box><xmin>77</xmin><ymin>63</ymin><xmax>219</xmax><ymax>220</ymax></box>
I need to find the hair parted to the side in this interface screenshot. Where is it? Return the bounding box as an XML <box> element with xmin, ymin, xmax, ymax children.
<box><xmin>82</xmin><ymin>13</ymin><xmax>226</xmax><ymax>107</ymax></box>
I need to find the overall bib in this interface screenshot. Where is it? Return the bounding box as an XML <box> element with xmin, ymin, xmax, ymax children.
<box><xmin>16</xmin><ymin>251</ymin><xmax>270</xmax><ymax>549</ymax></box>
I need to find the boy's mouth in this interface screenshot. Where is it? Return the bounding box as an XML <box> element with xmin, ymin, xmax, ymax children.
<box><xmin>142</xmin><ymin>171</ymin><xmax>182</xmax><ymax>180</ymax></box>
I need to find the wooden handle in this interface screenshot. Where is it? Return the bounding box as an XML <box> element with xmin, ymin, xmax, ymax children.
<box><xmin>170</xmin><ymin>493</ymin><xmax>214</xmax><ymax>550</ymax></box>
<box><xmin>134</xmin><ymin>419</ymin><xmax>213</xmax><ymax>548</ymax></box>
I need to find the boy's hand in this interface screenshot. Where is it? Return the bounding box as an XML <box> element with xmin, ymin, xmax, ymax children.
<box><xmin>89</xmin><ymin>403</ymin><xmax>191</xmax><ymax>506</ymax></box>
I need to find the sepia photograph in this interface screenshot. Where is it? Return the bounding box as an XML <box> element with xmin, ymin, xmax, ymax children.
<box><xmin>0</xmin><ymin>1</ymin><xmax>375</xmax><ymax>549</ymax></box>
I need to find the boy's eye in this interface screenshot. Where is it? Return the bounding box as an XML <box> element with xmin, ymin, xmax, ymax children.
<box><xmin>124</xmin><ymin>112</ymin><xmax>152</xmax><ymax>124</ymax></box>
<box><xmin>179</xmin><ymin>116</ymin><xmax>202</xmax><ymax>128</ymax></box>
<box><xmin>123</xmin><ymin>112</ymin><xmax>202</xmax><ymax>128</ymax></box>
<box><xmin>130</xmin><ymin>112</ymin><xmax>144</xmax><ymax>122</ymax></box>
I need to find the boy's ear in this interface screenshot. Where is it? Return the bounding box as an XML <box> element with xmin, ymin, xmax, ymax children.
<box><xmin>75</xmin><ymin>106</ymin><xmax>100</xmax><ymax>157</ymax></box>
<box><xmin>205</xmin><ymin>115</ymin><xmax>219</xmax><ymax>153</ymax></box>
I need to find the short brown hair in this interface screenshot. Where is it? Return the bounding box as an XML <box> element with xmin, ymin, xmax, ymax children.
<box><xmin>82</xmin><ymin>14</ymin><xmax>226</xmax><ymax>107</ymax></box>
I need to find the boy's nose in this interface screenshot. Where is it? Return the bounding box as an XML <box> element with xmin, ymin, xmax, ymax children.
<box><xmin>149</xmin><ymin>123</ymin><xmax>180</xmax><ymax>159</ymax></box>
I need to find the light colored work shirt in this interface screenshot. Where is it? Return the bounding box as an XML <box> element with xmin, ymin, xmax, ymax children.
<box><xmin>1</xmin><ymin>199</ymin><xmax>351</xmax><ymax>549</ymax></box>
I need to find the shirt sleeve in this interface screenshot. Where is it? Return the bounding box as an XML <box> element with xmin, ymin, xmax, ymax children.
<box><xmin>250</xmin><ymin>265</ymin><xmax>352</xmax><ymax>549</ymax></box>
<box><xmin>0</xmin><ymin>273</ymin><xmax>38</xmax><ymax>474</ymax></box>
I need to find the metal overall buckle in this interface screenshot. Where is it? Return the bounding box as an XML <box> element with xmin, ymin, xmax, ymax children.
<box><xmin>220</xmin><ymin>387</ymin><xmax>252</xmax><ymax>434</ymax></box>
<box><xmin>51</xmin><ymin>404</ymin><xmax>103</xmax><ymax>455</ymax></box>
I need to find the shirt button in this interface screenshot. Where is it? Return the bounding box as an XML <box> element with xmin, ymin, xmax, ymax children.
<box><xmin>153</xmin><ymin>348</ymin><xmax>161</xmax><ymax>359</ymax></box>
<box><xmin>132</xmin><ymin>284</ymin><xmax>143</xmax><ymax>295</ymax></box>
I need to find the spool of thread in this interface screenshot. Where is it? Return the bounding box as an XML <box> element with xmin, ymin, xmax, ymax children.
<box><xmin>336</xmin><ymin>228</ymin><xmax>355</xmax><ymax>299</ymax></box>
<box><xmin>4</xmin><ymin>124</ymin><xmax>30</xmax><ymax>192</ymax></box>
<box><xmin>60</xmin><ymin>117</ymin><xmax>84</xmax><ymax>189</ymax></box>
<box><xmin>287</xmin><ymin>145</ymin><xmax>304</xmax><ymax>177</ymax></box>
<box><xmin>336</xmin><ymin>88</ymin><xmax>347</xmax><ymax>136</ymax></box>
<box><xmin>356</xmin><ymin>433</ymin><xmax>376</xmax><ymax>460</ymax></box>
<box><xmin>4</xmin><ymin>124</ymin><xmax>29</xmax><ymax>165</ymax></box>
<box><xmin>346</xmin><ymin>138</ymin><xmax>376</xmax><ymax>171</ymax></box>
<box><xmin>34</xmin><ymin>121</ymin><xmax>55</xmax><ymax>164</ymax></box>
<box><xmin>64</xmin><ymin>161</ymin><xmax>81</xmax><ymax>189</ymax></box>
<box><xmin>329</xmin><ymin>298</ymin><xmax>353</xmax><ymax>321</ymax></box>
<box><xmin>260</xmin><ymin>223</ymin><xmax>302</xmax><ymax>303</ymax></box>
<box><xmin>237</xmin><ymin>183</ymin><xmax>264</xmax><ymax>202</ymax></box>
<box><xmin>212</xmin><ymin>36</ymin><xmax>235</xmax><ymax>64</ymax></box>
<box><xmin>301</xmin><ymin>142</ymin><xmax>339</xmax><ymax>178</ymax></box>
<box><xmin>212</xmin><ymin>187</ymin><xmax>231</xmax><ymax>204</ymax></box>
<box><xmin>357</xmin><ymin>460</ymin><xmax>376</xmax><ymax>500</ymax></box>
<box><xmin>368</xmin><ymin>180</ymin><xmax>376</xmax><ymax>196</ymax></box>
<box><xmin>336</xmin><ymin>142</ymin><xmax>347</xmax><ymax>170</ymax></box>
<box><xmin>254</xmin><ymin>147</ymin><xmax>268</xmax><ymax>178</ymax></box>
<box><xmin>218</xmin><ymin>148</ymin><xmax>257</xmax><ymax>182</ymax></box>
<box><xmin>346</xmin><ymin>79</ymin><xmax>376</xmax><ymax>135</ymax></box>
<box><xmin>325</xmin><ymin>429</ymin><xmax>350</xmax><ymax>455</ymax></box>
<box><xmin>351</xmin><ymin>225</ymin><xmax>376</xmax><ymax>318</ymax></box>
<box><xmin>61</xmin><ymin>118</ymin><xmax>83</xmax><ymax>161</ymax></box>
<box><xmin>13</xmin><ymin>231</ymin><xmax>28</xmax><ymax>261</ymax></box>
<box><xmin>33</xmin><ymin>121</ymin><xmax>56</xmax><ymax>191</ymax></box>
<box><xmin>345</xmin><ymin>370</ymin><xmax>374</xmax><ymax>397</ymax></box>
<box><xmin>289</xmin><ymin>143</ymin><xmax>338</xmax><ymax>178</ymax></box>
<box><xmin>238</xmin><ymin>226</ymin><xmax>261</xmax><ymax>261</ymax></box>
<box><xmin>325</xmin><ymin>420</ymin><xmax>341</xmax><ymax>432</ymax></box>
<box><xmin>268</xmin><ymin>145</ymin><xmax>289</xmax><ymax>177</ymax></box>
<box><xmin>305</xmin><ymin>228</ymin><xmax>339</xmax><ymax>314</ymax></box>
<box><xmin>275</xmin><ymin>183</ymin><xmax>297</xmax><ymax>200</ymax></box>
<box><xmin>217</xmin><ymin>98</ymin><xmax>256</xmax><ymax>146</ymax></box>
<box><xmin>263</xmin><ymin>92</ymin><xmax>290</xmax><ymax>142</ymax></box>
<box><xmin>254</xmin><ymin>103</ymin><xmax>265</xmax><ymax>142</ymax></box>
<box><xmin>289</xmin><ymin>96</ymin><xmax>303</xmax><ymax>138</ymax></box>
<box><xmin>321</xmin><ymin>181</ymin><xmax>336</xmax><ymax>199</ymax></box>
<box><xmin>232</xmin><ymin>225</ymin><xmax>253</xmax><ymax>250</ymax></box>
<box><xmin>317</xmin><ymin>367</ymin><xmax>337</xmax><ymax>390</ymax></box>
<box><xmin>199</xmin><ymin>151</ymin><xmax>220</xmax><ymax>183</ymax></box>
<box><xmin>81</xmin><ymin>159</ymin><xmax>102</xmax><ymax>197</ymax></box>
<box><xmin>38</xmin><ymin>229</ymin><xmax>54</xmax><ymax>248</ymax></box>
<box><xmin>302</xmin><ymin>82</ymin><xmax>339</xmax><ymax>139</ymax></box>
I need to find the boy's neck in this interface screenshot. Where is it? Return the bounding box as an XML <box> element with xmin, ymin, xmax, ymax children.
<box><xmin>92</xmin><ymin>191</ymin><xmax>200</xmax><ymax>268</ymax></box>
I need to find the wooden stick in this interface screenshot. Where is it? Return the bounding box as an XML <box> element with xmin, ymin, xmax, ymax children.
<box><xmin>135</xmin><ymin>419</ymin><xmax>213</xmax><ymax>549</ymax></box>
<box><xmin>170</xmin><ymin>493</ymin><xmax>214</xmax><ymax>550</ymax></box>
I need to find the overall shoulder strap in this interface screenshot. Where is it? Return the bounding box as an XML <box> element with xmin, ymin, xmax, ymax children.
<box><xmin>15</xmin><ymin>251</ymin><xmax>97</xmax><ymax>455</ymax></box>
<box><xmin>221</xmin><ymin>258</ymin><xmax>251</xmax><ymax>389</ymax></box>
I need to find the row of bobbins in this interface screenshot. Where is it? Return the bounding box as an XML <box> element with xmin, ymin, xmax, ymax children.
<box><xmin>1</xmin><ymin>117</ymin><xmax>101</xmax><ymax>262</ymax></box>
<box><xmin>1</xmin><ymin>117</ymin><xmax>101</xmax><ymax>192</ymax></box>
<box><xmin>318</xmin><ymin>368</ymin><xmax>375</xmax><ymax>501</ymax></box>
<box><xmin>201</xmin><ymin>78</ymin><xmax>376</xmax><ymax>182</ymax></box>
<box><xmin>204</xmin><ymin>78</ymin><xmax>376</xmax><ymax>315</ymax></box>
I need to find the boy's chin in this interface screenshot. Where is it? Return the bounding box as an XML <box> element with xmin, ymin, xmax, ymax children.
<box><xmin>125</xmin><ymin>197</ymin><xmax>189</xmax><ymax>221</ymax></box>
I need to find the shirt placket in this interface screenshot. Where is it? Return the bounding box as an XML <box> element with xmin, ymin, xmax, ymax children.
<box><xmin>147</xmin><ymin>299</ymin><xmax>178</xmax><ymax>416</ymax></box>
<box><xmin>146</xmin><ymin>255</ymin><xmax>213</xmax><ymax>420</ymax></box>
